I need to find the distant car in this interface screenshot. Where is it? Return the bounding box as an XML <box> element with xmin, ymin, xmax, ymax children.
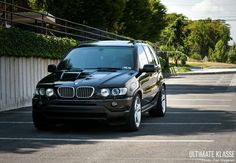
<box><xmin>32</xmin><ymin>40</ymin><xmax>167</xmax><ymax>131</ymax></box>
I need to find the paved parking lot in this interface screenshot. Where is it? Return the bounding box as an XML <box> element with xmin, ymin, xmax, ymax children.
<box><xmin>0</xmin><ymin>73</ymin><xmax>235</xmax><ymax>163</ymax></box>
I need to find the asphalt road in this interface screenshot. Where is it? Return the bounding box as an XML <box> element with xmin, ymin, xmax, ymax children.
<box><xmin>0</xmin><ymin>73</ymin><xmax>236</xmax><ymax>163</ymax></box>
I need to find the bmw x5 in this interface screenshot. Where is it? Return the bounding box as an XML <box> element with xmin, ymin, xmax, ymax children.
<box><xmin>32</xmin><ymin>40</ymin><xmax>167</xmax><ymax>131</ymax></box>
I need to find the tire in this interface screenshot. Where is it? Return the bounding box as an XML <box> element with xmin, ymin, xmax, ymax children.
<box><xmin>125</xmin><ymin>94</ymin><xmax>142</xmax><ymax>131</ymax></box>
<box><xmin>149</xmin><ymin>86</ymin><xmax>167</xmax><ymax>117</ymax></box>
<box><xmin>32</xmin><ymin>111</ymin><xmax>55</xmax><ymax>130</ymax></box>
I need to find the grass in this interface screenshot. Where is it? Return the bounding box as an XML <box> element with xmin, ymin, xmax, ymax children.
<box><xmin>169</xmin><ymin>66</ymin><xmax>191</xmax><ymax>73</ymax></box>
<box><xmin>168</xmin><ymin>60</ymin><xmax>236</xmax><ymax>74</ymax></box>
<box><xmin>187</xmin><ymin>61</ymin><xmax>236</xmax><ymax>69</ymax></box>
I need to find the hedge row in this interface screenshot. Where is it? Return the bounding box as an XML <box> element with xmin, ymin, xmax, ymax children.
<box><xmin>0</xmin><ymin>28</ymin><xmax>78</xmax><ymax>59</ymax></box>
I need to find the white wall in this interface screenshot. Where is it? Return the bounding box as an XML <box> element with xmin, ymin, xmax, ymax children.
<box><xmin>0</xmin><ymin>56</ymin><xmax>59</xmax><ymax>111</ymax></box>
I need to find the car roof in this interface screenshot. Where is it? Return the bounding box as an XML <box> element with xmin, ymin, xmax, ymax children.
<box><xmin>78</xmin><ymin>40</ymin><xmax>144</xmax><ymax>47</ymax></box>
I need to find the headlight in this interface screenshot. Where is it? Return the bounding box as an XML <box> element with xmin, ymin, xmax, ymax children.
<box><xmin>46</xmin><ymin>88</ymin><xmax>54</xmax><ymax>97</ymax></box>
<box><xmin>111</xmin><ymin>88</ymin><xmax>120</xmax><ymax>96</ymax></box>
<box><xmin>111</xmin><ymin>88</ymin><xmax>127</xmax><ymax>96</ymax></box>
<box><xmin>101</xmin><ymin>88</ymin><xmax>127</xmax><ymax>97</ymax></box>
<box><xmin>101</xmin><ymin>88</ymin><xmax>110</xmax><ymax>97</ymax></box>
<box><xmin>119</xmin><ymin>88</ymin><xmax>127</xmax><ymax>95</ymax></box>
<box><xmin>130</xmin><ymin>81</ymin><xmax>139</xmax><ymax>91</ymax></box>
<box><xmin>39</xmin><ymin>88</ymin><xmax>46</xmax><ymax>95</ymax></box>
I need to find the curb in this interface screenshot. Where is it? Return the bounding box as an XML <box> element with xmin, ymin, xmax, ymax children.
<box><xmin>176</xmin><ymin>70</ymin><xmax>236</xmax><ymax>76</ymax></box>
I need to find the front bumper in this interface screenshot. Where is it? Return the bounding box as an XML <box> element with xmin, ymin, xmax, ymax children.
<box><xmin>32</xmin><ymin>97</ymin><xmax>133</xmax><ymax>123</ymax></box>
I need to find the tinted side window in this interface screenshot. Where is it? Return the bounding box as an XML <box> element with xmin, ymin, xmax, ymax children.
<box><xmin>147</xmin><ymin>45</ymin><xmax>160</xmax><ymax>65</ymax></box>
<box><xmin>143</xmin><ymin>45</ymin><xmax>157</xmax><ymax>65</ymax></box>
<box><xmin>138</xmin><ymin>46</ymin><xmax>148</xmax><ymax>68</ymax></box>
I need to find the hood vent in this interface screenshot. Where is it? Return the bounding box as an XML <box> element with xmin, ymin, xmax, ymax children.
<box><xmin>60</xmin><ymin>72</ymin><xmax>81</xmax><ymax>81</ymax></box>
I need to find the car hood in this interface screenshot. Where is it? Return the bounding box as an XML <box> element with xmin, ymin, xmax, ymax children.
<box><xmin>38</xmin><ymin>70</ymin><xmax>136</xmax><ymax>87</ymax></box>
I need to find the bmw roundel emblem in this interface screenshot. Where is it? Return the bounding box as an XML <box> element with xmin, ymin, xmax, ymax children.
<box><xmin>75</xmin><ymin>82</ymin><xmax>79</xmax><ymax>85</ymax></box>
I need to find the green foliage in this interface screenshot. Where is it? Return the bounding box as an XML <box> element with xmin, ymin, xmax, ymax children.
<box><xmin>227</xmin><ymin>44</ymin><xmax>236</xmax><ymax>64</ymax></box>
<box><xmin>190</xmin><ymin>53</ymin><xmax>202</xmax><ymax>60</ymax></box>
<box><xmin>160</xmin><ymin>14</ymin><xmax>188</xmax><ymax>52</ymax></box>
<box><xmin>168</xmin><ymin>50</ymin><xmax>187</xmax><ymax>66</ymax></box>
<box><xmin>209</xmin><ymin>40</ymin><xmax>227</xmax><ymax>62</ymax></box>
<box><xmin>10</xmin><ymin>1</ymin><xmax>234</xmax><ymax>65</ymax></box>
<box><xmin>15</xmin><ymin>0</ymin><xmax>166</xmax><ymax>41</ymax></box>
<box><xmin>0</xmin><ymin>28</ymin><xmax>77</xmax><ymax>59</ymax></box>
<box><xmin>180</xmin><ymin>54</ymin><xmax>187</xmax><ymax>65</ymax></box>
<box><xmin>184</xmin><ymin>19</ymin><xmax>230</xmax><ymax>58</ymax></box>
<box><xmin>159</xmin><ymin>15</ymin><xmax>188</xmax><ymax>66</ymax></box>
<box><xmin>174</xmin><ymin>66</ymin><xmax>191</xmax><ymax>73</ymax></box>
<box><xmin>34</xmin><ymin>0</ymin><xmax>127</xmax><ymax>32</ymax></box>
<box><xmin>158</xmin><ymin>56</ymin><xmax>169</xmax><ymax>72</ymax></box>
<box><xmin>120</xmin><ymin>0</ymin><xmax>166</xmax><ymax>42</ymax></box>
<box><xmin>159</xmin><ymin>15</ymin><xmax>231</xmax><ymax>64</ymax></box>
<box><xmin>14</xmin><ymin>0</ymin><xmax>31</xmax><ymax>8</ymax></box>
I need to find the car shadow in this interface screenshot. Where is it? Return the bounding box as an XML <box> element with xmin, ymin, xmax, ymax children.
<box><xmin>0</xmin><ymin>80</ymin><xmax>235</xmax><ymax>154</ymax></box>
<box><xmin>0</xmin><ymin>106</ymin><xmax>235</xmax><ymax>154</ymax></box>
<box><xmin>167</xmin><ymin>84</ymin><xmax>235</xmax><ymax>95</ymax></box>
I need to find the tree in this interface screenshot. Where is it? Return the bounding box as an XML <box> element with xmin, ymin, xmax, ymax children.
<box><xmin>80</xmin><ymin>0</ymin><xmax>127</xmax><ymax>32</ymax></box>
<box><xmin>185</xmin><ymin>20</ymin><xmax>212</xmax><ymax>57</ymax></box>
<box><xmin>184</xmin><ymin>19</ymin><xmax>231</xmax><ymax>58</ymax></box>
<box><xmin>14</xmin><ymin>0</ymin><xmax>167</xmax><ymax>40</ymax></box>
<box><xmin>121</xmin><ymin>0</ymin><xmax>166</xmax><ymax>41</ymax></box>
<box><xmin>227</xmin><ymin>44</ymin><xmax>236</xmax><ymax>63</ymax></box>
<box><xmin>159</xmin><ymin>15</ymin><xmax>188</xmax><ymax>66</ymax></box>
<box><xmin>34</xmin><ymin>0</ymin><xmax>127</xmax><ymax>32</ymax></box>
<box><xmin>159</xmin><ymin>13</ymin><xmax>187</xmax><ymax>45</ymax></box>
<box><xmin>209</xmin><ymin>40</ymin><xmax>227</xmax><ymax>62</ymax></box>
<box><xmin>160</xmin><ymin>45</ymin><xmax>187</xmax><ymax>66</ymax></box>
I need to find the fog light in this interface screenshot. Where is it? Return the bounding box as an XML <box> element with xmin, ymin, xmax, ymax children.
<box><xmin>111</xmin><ymin>101</ymin><xmax>118</xmax><ymax>107</ymax></box>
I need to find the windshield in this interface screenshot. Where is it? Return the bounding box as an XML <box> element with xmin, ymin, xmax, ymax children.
<box><xmin>57</xmin><ymin>46</ymin><xmax>135</xmax><ymax>70</ymax></box>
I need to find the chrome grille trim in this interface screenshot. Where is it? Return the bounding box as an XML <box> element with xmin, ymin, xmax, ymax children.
<box><xmin>57</xmin><ymin>87</ymin><xmax>75</xmax><ymax>98</ymax></box>
<box><xmin>76</xmin><ymin>86</ymin><xmax>95</xmax><ymax>98</ymax></box>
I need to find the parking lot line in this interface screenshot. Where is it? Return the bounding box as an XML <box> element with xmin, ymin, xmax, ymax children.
<box><xmin>0</xmin><ymin>121</ymin><xmax>33</xmax><ymax>124</ymax></box>
<box><xmin>143</xmin><ymin>123</ymin><xmax>222</xmax><ymax>125</ymax></box>
<box><xmin>170</xmin><ymin>104</ymin><xmax>230</xmax><ymax>107</ymax></box>
<box><xmin>168</xmin><ymin>111</ymin><xmax>227</xmax><ymax>114</ymax></box>
<box><xmin>1</xmin><ymin>111</ymin><xmax>31</xmax><ymax>114</ymax></box>
<box><xmin>0</xmin><ymin>137</ymin><xmax>215</xmax><ymax>143</ymax></box>
<box><xmin>169</xmin><ymin>99</ymin><xmax>232</xmax><ymax>101</ymax></box>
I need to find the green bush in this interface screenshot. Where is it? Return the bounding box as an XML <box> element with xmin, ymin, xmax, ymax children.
<box><xmin>190</xmin><ymin>53</ymin><xmax>202</xmax><ymax>60</ymax></box>
<box><xmin>0</xmin><ymin>28</ymin><xmax>78</xmax><ymax>59</ymax></box>
<box><xmin>180</xmin><ymin>54</ymin><xmax>187</xmax><ymax>65</ymax></box>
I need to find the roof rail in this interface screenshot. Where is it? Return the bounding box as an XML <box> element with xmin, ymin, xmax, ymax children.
<box><xmin>129</xmin><ymin>40</ymin><xmax>145</xmax><ymax>44</ymax></box>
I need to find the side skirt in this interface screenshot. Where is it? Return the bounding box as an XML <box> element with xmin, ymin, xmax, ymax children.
<box><xmin>141</xmin><ymin>91</ymin><xmax>160</xmax><ymax>113</ymax></box>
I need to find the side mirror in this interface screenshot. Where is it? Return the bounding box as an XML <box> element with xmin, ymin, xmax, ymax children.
<box><xmin>48</xmin><ymin>64</ymin><xmax>57</xmax><ymax>73</ymax></box>
<box><xmin>142</xmin><ymin>64</ymin><xmax>156</xmax><ymax>73</ymax></box>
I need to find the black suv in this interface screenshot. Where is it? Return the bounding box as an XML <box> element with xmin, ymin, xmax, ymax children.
<box><xmin>32</xmin><ymin>40</ymin><xmax>167</xmax><ymax>131</ymax></box>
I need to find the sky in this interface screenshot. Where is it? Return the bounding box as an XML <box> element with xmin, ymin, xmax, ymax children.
<box><xmin>161</xmin><ymin>0</ymin><xmax>236</xmax><ymax>44</ymax></box>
